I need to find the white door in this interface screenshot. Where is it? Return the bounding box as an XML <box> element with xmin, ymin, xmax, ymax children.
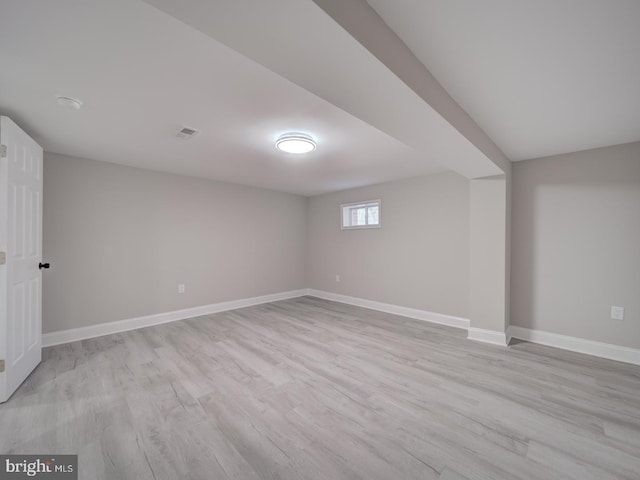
<box><xmin>0</xmin><ymin>116</ymin><xmax>44</xmax><ymax>403</ymax></box>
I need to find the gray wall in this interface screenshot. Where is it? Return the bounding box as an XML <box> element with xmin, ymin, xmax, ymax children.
<box><xmin>511</xmin><ymin>142</ymin><xmax>640</xmax><ymax>349</ymax></box>
<box><xmin>43</xmin><ymin>153</ymin><xmax>307</xmax><ymax>334</ymax></box>
<box><xmin>306</xmin><ymin>172</ymin><xmax>470</xmax><ymax>318</ymax></box>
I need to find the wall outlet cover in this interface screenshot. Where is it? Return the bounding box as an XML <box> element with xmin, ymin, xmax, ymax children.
<box><xmin>611</xmin><ymin>305</ymin><xmax>624</xmax><ymax>320</ymax></box>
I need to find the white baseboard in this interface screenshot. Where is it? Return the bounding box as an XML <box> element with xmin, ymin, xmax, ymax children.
<box><xmin>42</xmin><ymin>286</ymin><xmax>640</xmax><ymax>367</ymax></box>
<box><xmin>42</xmin><ymin>289</ymin><xmax>308</xmax><ymax>347</ymax></box>
<box><xmin>467</xmin><ymin>327</ymin><xmax>508</xmax><ymax>346</ymax></box>
<box><xmin>306</xmin><ymin>289</ymin><xmax>470</xmax><ymax>329</ymax></box>
<box><xmin>508</xmin><ymin>326</ymin><xmax>640</xmax><ymax>366</ymax></box>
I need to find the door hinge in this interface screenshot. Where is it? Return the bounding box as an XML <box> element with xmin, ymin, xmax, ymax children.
<box><xmin>0</xmin><ymin>252</ymin><xmax>5</xmax><ymax>265</ymax></box>
<box><xmin>0</xmin><ymin>145</ymin><xmax>6</xmax><ymax>158</ymax></box>
<box><xmin>0</xmin><ymin>360</ymin><xmax>4</xmax><ymax>373</ymax></box>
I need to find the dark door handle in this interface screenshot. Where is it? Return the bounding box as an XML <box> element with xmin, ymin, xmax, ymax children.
<box><xmin>39</xmin><ymin>262</ymin><xmax>50</xmax><ymax>269</ymax></box>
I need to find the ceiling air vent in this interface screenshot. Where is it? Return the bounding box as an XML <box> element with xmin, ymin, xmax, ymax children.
<box><xmin>176</xmin><ymin>126</ymin><xmax>199</xmax><ymax>140</ymax></box>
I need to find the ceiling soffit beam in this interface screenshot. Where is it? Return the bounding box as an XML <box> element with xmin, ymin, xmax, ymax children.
<box><xmin>312</xmin><ymin>0</ymin><xmax>511</xmax><ymax>175</ymax></box>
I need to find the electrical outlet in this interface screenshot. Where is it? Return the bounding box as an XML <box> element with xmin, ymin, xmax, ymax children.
<box><xmin>178</xmin><ymin>284</ymin><xmax>186</xmax><ymax>294</ymax></box>
<box><xmin>611</xmin><ymin>305</ymin><xmax>624</xmax><ymax>320</ymax></box>
<box><xmin>335</xmin><ymin>274</ymin><xmax>341</xmax><ymax>283</ymax></box>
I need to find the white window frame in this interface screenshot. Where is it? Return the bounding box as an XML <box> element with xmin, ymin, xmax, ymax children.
<box><xmin>340</xmin><ymin>199</ymin><xmax>381</xmax><ymax>230</ymax></box>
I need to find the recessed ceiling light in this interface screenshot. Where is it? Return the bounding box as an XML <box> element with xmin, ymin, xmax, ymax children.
<box><xmin>56</xmin><ymin>96</ymin><xmax>83</xmax><ymax>110</ymax></box>
<box><xmin>275</xmin><ymin>133</ymin><xmax>316</xmax><ymax>154</ymax></box>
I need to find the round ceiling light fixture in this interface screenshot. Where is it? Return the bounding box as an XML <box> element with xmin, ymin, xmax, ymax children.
<box><xmin>56</xmin><ymin>96</ymin><xmax>83</xmax><ymax>110</ymax></box>
<box><xmin>275</xmin><ymin>133</ymin><xmax>316</xmax><ymax>154</ymax></box>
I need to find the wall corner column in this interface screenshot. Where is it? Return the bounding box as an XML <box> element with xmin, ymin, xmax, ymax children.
<box><xmin>468</xmin><ymin>169</ymin><xmax>511</xmax><ymax>346</ymax></box>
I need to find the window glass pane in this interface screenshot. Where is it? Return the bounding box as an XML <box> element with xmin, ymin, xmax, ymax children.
<box><xmin>349</xmin><ymin>206</ymin><xmax>366</xmax><ymax>226</ymax></box>
<box><xmin>367</xmin><ymin>206</ymin><xmax>379</xmax><ymax>225</ymax></box>
<box><xmin>350</xmin><ymin>207</ymin><xmax>358</xmax><ymax>225</ymax></box>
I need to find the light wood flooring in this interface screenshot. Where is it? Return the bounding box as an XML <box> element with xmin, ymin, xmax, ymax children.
<box><xmin>1</xmin><ymin>296</ymin><xmax>639</xmax><ymax>479</ymax></box>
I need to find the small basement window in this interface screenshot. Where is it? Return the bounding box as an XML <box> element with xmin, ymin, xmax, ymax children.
<box><xmin>341</xmin><ymin>200</ymin><xmax>381</xmax><ymax>229</ymax></box>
